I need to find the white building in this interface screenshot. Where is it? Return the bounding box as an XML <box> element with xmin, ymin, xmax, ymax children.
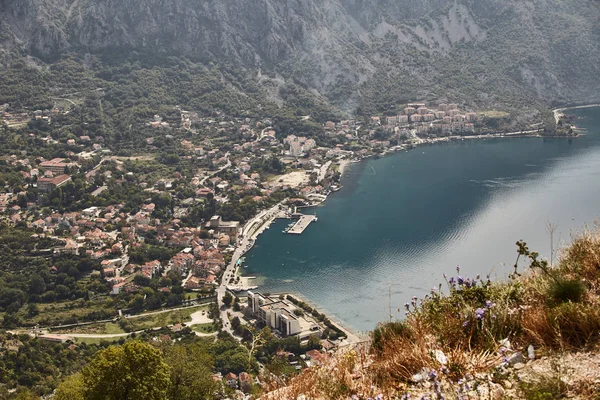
<box><xmin>247</xmin><ymin>291</ymin><xmax>320</xmax><ymax>338</ymax></box>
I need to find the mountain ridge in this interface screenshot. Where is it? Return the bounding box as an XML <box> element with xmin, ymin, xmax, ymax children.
<box><xmin>1</xmin><ymin>0</ymin><xmax>599</xmax><ymax>114</ymax></box>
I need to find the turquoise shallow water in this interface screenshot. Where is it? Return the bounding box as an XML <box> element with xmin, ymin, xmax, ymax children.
<box><xmin>245</xmin><ymin>107</ymin><xmax>600</xmax><ymax>333</ymax></box>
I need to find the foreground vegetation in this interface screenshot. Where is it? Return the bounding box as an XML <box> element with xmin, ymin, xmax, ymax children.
<box><xmin>264</xmin><ymin>229</ymin><xmax>600</xmax><ymax>399</ymax></box>
<box><xmin>4</xmin><ymin>226</ymin><xmax>600</xmax><ymax>398</ymax></box>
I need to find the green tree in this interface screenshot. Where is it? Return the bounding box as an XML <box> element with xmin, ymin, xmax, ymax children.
<box><xmin>128</xmin><ymin>294</ymin><xmax>145</xmax><ymax>312</ymax></box>
<box><xmin>28</xmin><ymin>275</ymin><xmax>46</xmax><ymax>295</ymax></box>
<box><xmin>27</xmin><ymin>303</ymin><xmax>39</xmax><ymax>317</ymax></box>
<box><xmin>55</xmin><ymin>373</ymin><xmax>85</xmax><ymax>400</ymax></box>
<box><xmin>231</xmin><ymin>316</ymin><xmax>241</xmax><ymax>331</ymax></box>
<box><xmin>11</xmin><ymin>388</ymin><xmax>39</xmax><ymax>400</ymax></box>
<box><xmin>81</xmin><ymin>341</ymin><xmax>170</xmax><ymax>400</ymax></box>
<box><xmin>222</xmin><ymin>292</ymin><xmax>233</xmax><ymax>307</ymax></box>
<box><xmin>164</xmin><ymin>344</ymin><xmax>217</xmax><ymax>400</ymax></box>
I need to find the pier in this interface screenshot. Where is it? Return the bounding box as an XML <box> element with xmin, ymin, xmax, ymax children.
<box><xmin>287</xmin><ymin>215</ymin><xmax>317</xmax><ymax>234</ymax></box>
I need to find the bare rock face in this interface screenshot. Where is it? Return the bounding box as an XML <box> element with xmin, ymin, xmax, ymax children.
<box><xmin>0</xmin><ymin>0</ymin><xmax>599</xmax><ymax>111</ymax></box>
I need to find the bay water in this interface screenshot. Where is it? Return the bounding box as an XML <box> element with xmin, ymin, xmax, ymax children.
<box><xmin>244</xmin><ymin>107</ymin><xmax>600</xmax><ymax>333</ymax></box>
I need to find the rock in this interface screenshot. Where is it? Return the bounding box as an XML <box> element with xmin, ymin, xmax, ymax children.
<box><xmin>490</xmin><ymin>383</ymin><xmax>506</xmax><ymax>400</ymax></box>
<box><xmin>527</xmin><ymin>344</ymin><xmax>535</xmax><ymax>360</ymax></box>
<box><xmin>499</xmin><ymin>338</ymin><xmax>512</xmax><ymax>350</ymax></box>
<box><xmin>435</xmin><ymin>349</ymin><xmax>448</xmax><ymax>365</ymax></box>
<box><xmin>410</xmin><ymin>368</ymin><xmax>429</xmax><ymax>383</ymax></box>
<box><xmin>507</xmin><ymin>352</ymin><xmax>526</xmax><ymax>366</ymax></box>
<box><xmin>503</xmin><ymin>380</ymin><xmax>513</xmax><ymax>389</ymax></box>
<box><xmin>297</xmin><ymin>395</ymin><xmax>306</xmax><ymax>400</ymax></box>
<box><xmin>514</xmin><ymin>362</ymin><xmax>525</xmax><ymax>370</ymax></box>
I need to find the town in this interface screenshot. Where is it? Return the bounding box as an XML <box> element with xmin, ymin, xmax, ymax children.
<box><xmin>0</xmin><ymin>98</ymin><xmax>554</xmax><ymax>398</ymax></box>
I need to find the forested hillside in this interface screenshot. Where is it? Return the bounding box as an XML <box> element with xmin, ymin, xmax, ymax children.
<box><xmin>0</xmin><ymin>0</ymin><xmax>599</xmax><ymax>116</ymax></box>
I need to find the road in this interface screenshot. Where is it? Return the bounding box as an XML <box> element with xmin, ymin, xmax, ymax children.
<box><xmin>200</xmin><ymin>153</ymin><xmax>231</xmax><ymax>186</ymax></box>
<box><xmin>217</xmin><ymin>200</ymin><xmax>287</xmax><ymax>335</ymax></box>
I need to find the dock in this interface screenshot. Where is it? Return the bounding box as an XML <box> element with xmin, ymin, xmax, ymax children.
<box><xmin>287</xmin><ymin>215</ymin><xmax>317</xmax><ymax>235</ymax></box>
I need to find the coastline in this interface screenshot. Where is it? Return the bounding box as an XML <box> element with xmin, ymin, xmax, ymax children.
<box><xmin>338</xmin><ymin>158</ymin><xmax>351</xmax><ymax>176</ymax></box>
<box><xmin>229</xmin><ymin>116</ymin><xmax>595</xmax><ymax>331</ymax></box>
<box><xmin>552</xmin><ymin>103</ymin><xmax>600</xmax><ymax>124</ymax></box>
<box><xmin>273</xmin><ymin>291</ymin><xmax>368</xmax><ymax>347</ymax></box>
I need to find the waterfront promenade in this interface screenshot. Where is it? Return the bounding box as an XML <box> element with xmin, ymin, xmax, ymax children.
<box><xmin>217</xmin><ymin>200</ymin><xmax>287</xmax><ymax>335</ymax></box>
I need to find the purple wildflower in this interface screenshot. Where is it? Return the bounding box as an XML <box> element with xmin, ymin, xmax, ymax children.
<box><xmin>456</xmin><ymin>265</ymin><xmax>460</xmax><ymax>273</ymax></box>
<box><xmin>457</xmin><ymin>276</ymin><xmax>464</xmax><ymax>285</ymax></box>
<box><xmin>428</xmin><ymin>370</ymin><xmax>438</xmax><ymax>380</ymax></box>
<box><xmin>475</xmin><ymin>308</ymin><xmax>486</xmax><ymax>319</ymax></box>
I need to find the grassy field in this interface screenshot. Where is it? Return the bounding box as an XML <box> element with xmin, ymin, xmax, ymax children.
<box><xmin>52</xmin><ymin>321</ymin><xmax>124</xmax><ymax>335</ymax></box>
<box><xmin>52</xmin><ymin>304</ymin><xmax>212</xmax><ymax>334</ymax></box>
<box><xmin>21</xmin><ymin>298</ymin><xmax>117</xmax><ymax>327</ymax></box>
<box><xmin>127</xmin><ymin>307</ymin><xmax>200</xmax><ymax>331</ymax></box>
<box><xmin>191</xmin><ymin>322</ymin><xmax>216</xmax><ymax>334</ymax></box>
<box><xmin>71</xmin><ymin>337</ymin><xmax>121</xmax><ymax>345</ymax></box>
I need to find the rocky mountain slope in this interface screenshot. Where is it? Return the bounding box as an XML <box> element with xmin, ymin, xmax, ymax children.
<box><xmin>0</xmin><ymin>0</ymin><xmax>599</xmax><ymax>113</ymax></box>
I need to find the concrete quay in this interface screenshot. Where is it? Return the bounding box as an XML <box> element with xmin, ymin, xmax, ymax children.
<box><xmin>288</xmin><ymin>215</ymin><xmax>317</xmax><ymax>234</ymax></box>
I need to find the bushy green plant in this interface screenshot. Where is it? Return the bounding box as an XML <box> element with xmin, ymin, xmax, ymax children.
<box><xmin>520</xmin><ymin>375</ymin><xmax>568</xmax><ymax>400</ymax></box>
<box><xmin>549</xmin><ymin>278</ymin><xmax>586</xmax><ymax>304</ymax></box>
<box><xmin>372</xmin><ymin>321</ymin><xmax>412</xmax><ymax>353</ymax></box>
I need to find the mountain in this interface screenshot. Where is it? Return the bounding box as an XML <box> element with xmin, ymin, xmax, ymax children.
<box><xmin>0</xmin><ymin>0</ymin><xmax>599</xmax><ymax>114</ymax></box>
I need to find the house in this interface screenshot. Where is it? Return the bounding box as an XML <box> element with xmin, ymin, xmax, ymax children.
<box><xmin>38</xmin><ymin>334</ymin><xmax>68</xmax><ymax>343</ymax></box>
<box><xmin>196</xmin><ymin>187</ymin><xmax>214</xmax><ymax>198</ymax></box>
<box><xmin>111</xmin><ymin>281</ymin><xmax>127</xmax><ymax>295</ymax></box>
<box><xmin>239</xmin><ymin>372</ymin><xmax>252</xmax><ymax>393</ymax></box>
<box><xmin>305</xmin><ymin>349</ymin><xmax>329</xmax><ymax>365</ymax></box>
<box><xmin>224</xmin><ymin>372</ymin><xmax>238</xmax><ymax>389</ymax></box>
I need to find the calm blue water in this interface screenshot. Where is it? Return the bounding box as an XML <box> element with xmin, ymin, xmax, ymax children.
<box><xmin>245</xmin><ymin>107</ymin><xmax>600</xmax><ymax>333</ymax></box>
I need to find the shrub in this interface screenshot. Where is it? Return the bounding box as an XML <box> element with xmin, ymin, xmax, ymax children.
<box><xmin>372</xmin><ymin>321</ymin><xmax>412</xmax><ymax>354</ymax></box>
<box><xmin>548</xmin><ymin>302</ymin><xmax>600</xmax><ymax>348</ymax></box>
<box><xmin>519</xmin><ymin>374</ymin><xmax>568</xmax><ymax>400</ymax></box>
<box><xmin>548</xmin><ymin>278</ymin><xmax>586</xmax><ymax>304</ymax></box>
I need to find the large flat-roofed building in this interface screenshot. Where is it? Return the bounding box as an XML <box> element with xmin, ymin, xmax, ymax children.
<box><xmin>247</xmin><ymin>291</ymin><xmax>320</xmax><ymax>338</ymax></box>
<box><xmin>37</xmin><ymin>174</ymin><xmax>71</xmax><ymax>193</ymax></box>
<box><xmin>39</xmin><ymin>158</ymin><xmax>73</xmax><ymax>175</ymax></box>
<box><xmin>205</xmin><ymin>215</ymin><xmax>240</xmax><ymax>238</ymax></box>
